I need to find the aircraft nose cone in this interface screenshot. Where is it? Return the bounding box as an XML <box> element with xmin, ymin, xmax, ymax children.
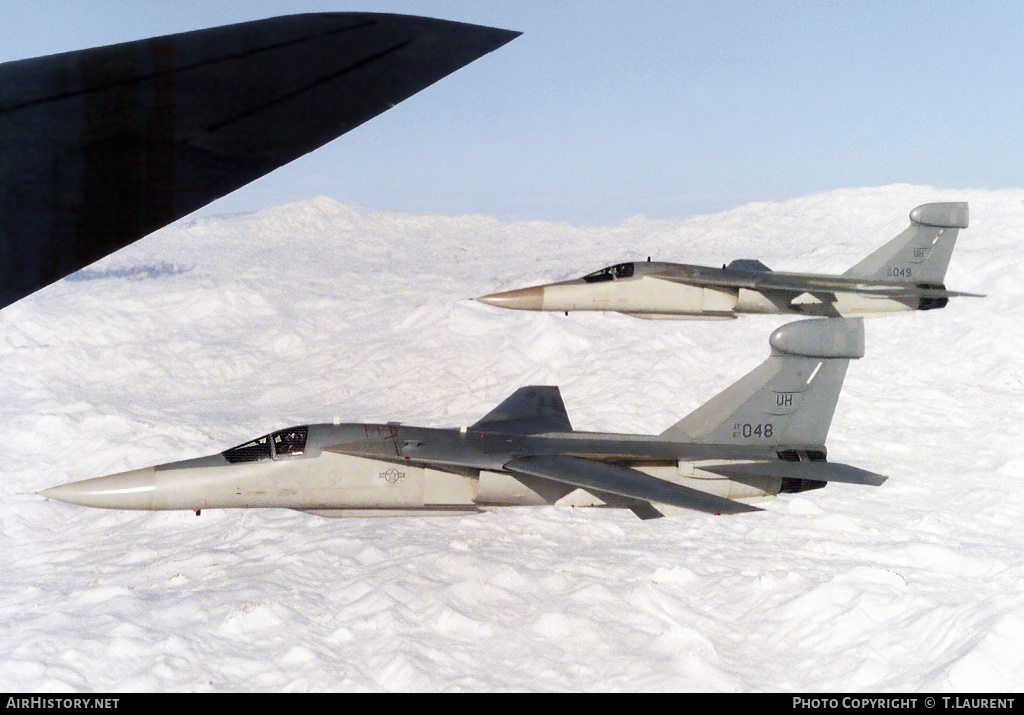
<box><xmin>475</xmin><ymin>286</ymin><xmax>544</xmax><ymax>310</ymax></box>
<box><xmin>39</xmin><ymin>467</ymin><xmax>156</xmax><ymax>510</ymax></box>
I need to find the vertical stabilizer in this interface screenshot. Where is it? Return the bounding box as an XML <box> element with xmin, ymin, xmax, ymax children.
<box><xmin>842</xmin><ymin>202</ymin><xmax>968</xmax><ymax>283</ymax></box>
<box><xmin>660</xmin><ymin>318</ymin><xmax>864</xmax><ymax>447</ymax></box>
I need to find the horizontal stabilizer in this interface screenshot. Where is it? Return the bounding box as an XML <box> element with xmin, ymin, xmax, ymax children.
<box><xmin>909</xmin><ymin>287</ymin><xmax>985</xmax><ymax>299</ymax></box>
<box><xmin>703</xmin><ymin>460</ymin><xmax>888</xmax><ymax>486</ymax></box>
<box><xmin>504</xmin><ymin>455</ymin><xmax>762</xmax><ymax>515</ymax></box>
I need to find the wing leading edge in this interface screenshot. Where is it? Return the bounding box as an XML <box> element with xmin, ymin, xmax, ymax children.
<box><xmin>0</xmin><ymin>13</ymin><xmax>520</xmax><ymax>309</ymax></box>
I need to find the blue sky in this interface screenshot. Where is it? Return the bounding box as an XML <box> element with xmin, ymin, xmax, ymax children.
<box><xmin>5</xmin><ymin>1</ymin><xmax>1024</xmax><ymax>224</ymax></box>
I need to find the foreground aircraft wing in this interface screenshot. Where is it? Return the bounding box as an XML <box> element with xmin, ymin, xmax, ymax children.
<box><xmin>0</xmin><ymin>13</ymin><xmax>519</xmax><ymax>309</ymax></box>
<box><xmin>471</xmin><ymin>386</ymin><xmax>574</xmax><ymax>435</ymax></box>
<box><xmin>504</xmin><ymin>455</ymin><xmax>762</xmax><ymax>515</ymax></box>
<box><xmin>648</xmin><ymin>270</ymin><xmax>984</xmax><ymax>300</ymax></box>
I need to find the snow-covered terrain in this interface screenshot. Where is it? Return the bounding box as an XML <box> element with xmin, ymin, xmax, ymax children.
<box><xmin>1</xmin><ymin>184</ymin><xmax>1022</xmax><ymax>692</ymax></box>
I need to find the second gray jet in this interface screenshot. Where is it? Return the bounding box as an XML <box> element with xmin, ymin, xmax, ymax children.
<box><xmin>478</xmin><ymin>202</ymin><xmax>979</xmax><ymax>320</ymax></box>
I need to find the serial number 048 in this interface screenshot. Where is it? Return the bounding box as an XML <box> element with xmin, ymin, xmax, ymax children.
<box><xmin>734</xmin><ymin>423</ymin><xmax>773</xmax><ymax>438</ymax></box>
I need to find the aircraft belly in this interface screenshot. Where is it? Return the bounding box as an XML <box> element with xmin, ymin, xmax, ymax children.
<box><xmin>298</xmin><ymin>508</ymin><xmax>484</xmax><ymax>518</ymax></box>
<box><xmin>701</xmin><ymin>287</ymin><xmax>738</xmax><ymax>313</ymax></box>
<box><xmin>424</xmin><ymin>467</ymin><xmax>478</xmax><ymax>505</ymax></box>
<box><xmin>735</xmin><ymin>288</ymin><xmax>783</xmax><ymax>314</ymax></box>
<box><xmin>544</xmin><ymin>278</ymin><xmax>737</xmax><ymax>314</ymax></box>
<box><xmin>149</xmin><ymin>453</ymin><xmax>477</xmax><ymax>510</ymax></box>
<box><xmin>476</xmin><ymin>470</ymin><xmax>560</xmax><ymax>506</ymax></box>
<box><xmin>634</xmin><ymin>462</ymin><xmax>780</xmax><ymax>501</ymax></box>
<box><xmin>831</xmin><ymin>293</ymin><xmax>914</xmax><ymax>316</ymax></box>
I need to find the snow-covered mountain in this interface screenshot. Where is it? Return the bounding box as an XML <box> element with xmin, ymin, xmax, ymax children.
<box><xmin>1</xmin><ymin>184</ymin><xmax>1021</xmax><ymax>691</ymax></box>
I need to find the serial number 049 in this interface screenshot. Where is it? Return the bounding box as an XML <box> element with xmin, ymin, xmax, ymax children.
<box><xmin>734</xmin><ymin>423</ymin><xmax>773</xmax><ymax>438</ymax></box>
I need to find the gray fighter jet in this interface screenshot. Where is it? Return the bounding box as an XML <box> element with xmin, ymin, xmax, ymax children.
<box><xmin>40</xmin><ymin>317</ymin><xmax>886</xmax><ymax>520</ymax></box>
<box><xmin>477</xmin><ymin>202</ymin><xmax>980</xmax><ymax>320</ymax></box>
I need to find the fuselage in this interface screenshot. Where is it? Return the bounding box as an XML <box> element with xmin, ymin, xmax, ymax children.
<box><xmin>477</xmin><ymin>261</ymin><xmax>935</xmax><ymax>319</ymax></box>
<box><xmin>39</xmin><ymin>421</ymin><xmax>828</xmax><ymax>517</ymax></box>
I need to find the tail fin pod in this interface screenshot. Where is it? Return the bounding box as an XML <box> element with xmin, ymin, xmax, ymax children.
<box><xmin>660</xmin><ymin>318</ymin><xmax>864</xmax><ymax>447</ymax></box>
<box><xmin>843</xmin><ymin>202</ymin><xmax>968</xmax><ymax>283</ymax></box>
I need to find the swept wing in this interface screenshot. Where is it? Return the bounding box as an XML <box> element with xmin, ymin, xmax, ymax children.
<box><xmin>0</xmin><ymin>13</ymin><xmax>519</xmax><ymax>309</ymax></box>
<box><xmin>648</xmin><ymin>267</ymin><xmax>983</xmax><ymax>301</ymax></box>
<box><xmin>504</xmin><ymin>455</ymin><xmax>761</xmax><ymax>515</ymax></box>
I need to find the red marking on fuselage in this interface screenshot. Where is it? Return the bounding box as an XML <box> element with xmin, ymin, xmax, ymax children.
<box><xmin>364</xmin><ymin>424</ymin><xmax>398</xmax><ymax>439</ymax></box>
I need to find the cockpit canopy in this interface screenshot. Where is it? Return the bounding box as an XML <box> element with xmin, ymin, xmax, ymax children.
<box><xmin>223</xmin><ymin>426</ymin><xmax>309</xmax><ymax>463</ymax></box>
<box><xmin>581</xmin><ymin>262</ymin><xmax>634</xmax><ymax>283</ymax></box>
